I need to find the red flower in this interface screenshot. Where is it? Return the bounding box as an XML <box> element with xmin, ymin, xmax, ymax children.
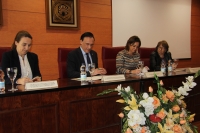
<box><xmin>149</xmin><ymin>114</ymin><xmax>162</xmax><ymax>123</ymax></box>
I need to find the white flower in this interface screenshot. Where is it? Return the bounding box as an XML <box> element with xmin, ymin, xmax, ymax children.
<box><xmin>187</xmin><ymin>81</ymin><xmax>197</xmax><ymax>88</ymax></box>
<box><xmin>124</xmin><ymin>86</ymin><xmax>131</xmax><ymax>92</ymax></box>
<box><xmin>172</xmin><ymin>90</ymin><xmax>181</xmax><ymax>96</ymax></box>
<box><xmin>178</xmin><ymin>86</ymin><xmax>189</xmax><ymax>96</ymax></box>
<box><xmin>127</xmin><ymin>110</ymin><xmax>146</xmax><ymax>126</ymax></box>
<box><xmin>139</xmin><ymin>93</ymin><xmax>154</xmax><ymax>107</ymax></box>
<box><xmin>144</xmin><ymin>105</ymin><xmax>154</xmax><ymax>116</ymax></box>
<box><xmin>115</xmin><ymin>84</ymin><xmax>122</xmax><ymax>95</ymax></box>
<box><xmin>186</xmin><ymin>76</ymin><xmax>197</xmax><ymax>88</ymax></box>
<box><xmin>186</xmin><ymin>76</ymin><xmax>194</xmax><ymax>82</ymax></box>
<box><xmin>182</xmin><ymin>82</ymin><xmax>192</xmax><ymax>91</ymax></box>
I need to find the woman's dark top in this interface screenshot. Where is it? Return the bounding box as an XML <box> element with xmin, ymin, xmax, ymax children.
<box><xmin>150</xmin><ymin>51</ymin><xmax>173</xmax><ymax>71</ymax></box>
<box><xmin>1</xmin><ymin>49</ymin><xmax>41</xmax><ymax>84</ymax></box>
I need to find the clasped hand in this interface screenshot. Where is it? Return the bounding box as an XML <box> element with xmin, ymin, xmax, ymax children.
<box><xmin>91</xmin><ymin>68</ymin><xmax>107</xmax><ymax>76</ymax></box>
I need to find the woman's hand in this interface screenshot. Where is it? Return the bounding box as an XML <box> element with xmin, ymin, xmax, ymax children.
<box><xmin>130</xmin><ymin>69</ymin><xmax>141</xmax><ymax>74</ymax></box>
<box><xmin>16</xmin><ymin>77</ymin><xmax>33</xmax><ymax>85</ymax></box>
<box><xmin>32</xmin><ymin>76</ymin><xmax>41</xmax><ymax>82</ymax></box>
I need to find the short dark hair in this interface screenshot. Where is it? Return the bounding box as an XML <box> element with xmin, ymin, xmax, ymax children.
<box><xmin>80</xmin><ymin>32</ymin><xmax>95</xmax><ymax>41</ymax></box>
<box><xmin>125</xmin><ymin>36</ymin><xmax>141</xmax><ymax>51</ymax></box>
<box><xmin>11</xmin><ymin>30</ymin><xmax>32</xmax><ymax>50</ymax></box>
<box><xmin>156</xmin><ymin>40</ymin><xmax>169</xmax><ymax>52</ymax></box>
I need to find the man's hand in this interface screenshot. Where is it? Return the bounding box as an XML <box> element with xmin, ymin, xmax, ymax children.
<box><xmin>91</xmin><ymin>68</ymin><xmax>107</xmax><ymax>76</ymax></box>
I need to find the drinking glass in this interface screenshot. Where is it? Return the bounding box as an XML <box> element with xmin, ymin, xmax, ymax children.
<box><xmin>137</xmin><ymin>61</ymin><xmax>144</xmax><ymax>75</ymax></box>
<box><xmin>172</xmin><ymin>59</ymin><xmax>179</xmax><ymax>71</ymax></box>
<box><xmin>88</xmin><ymin>63</ymin><xmax>95</xmax><ymax>82</ymax></box>
<box><xmin>7</xmin><ymin>67</ymin><xmax>18</xmax><ymax>91</ymax></box>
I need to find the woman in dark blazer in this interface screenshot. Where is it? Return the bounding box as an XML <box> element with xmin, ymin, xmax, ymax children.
<box><xmin>1</xmin><ymin>30</ymin><xmax>41</xmax><ymax>85</ymax></box>
<box><xmin>150</xmin><ymin>40</ymin><xmax>173</xmax><ymax>71</ymax></box>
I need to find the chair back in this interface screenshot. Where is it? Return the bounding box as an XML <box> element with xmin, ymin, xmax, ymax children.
<box><xmin>102</xmin><ymin>46</ymin><xmax>155</xmax><ymax>74</ymax></box>
<box><xmin>139</xmin><ymin>47</ymin><xmax>155</xmax><ymax>67</ymax></box>
<box><xmin>0</xmin><ymin>47</ymin><xmax>10</xmax><ymax>66</ymax></box>
<box><xmin>58</xmin><ymin>48</ymin><xmax>75</xmax><ymax>79</ymax></box>
<box><xmin>102</xmin><ymin>46</ymin><xmax>124</xmax><ymax>75</ymax></box>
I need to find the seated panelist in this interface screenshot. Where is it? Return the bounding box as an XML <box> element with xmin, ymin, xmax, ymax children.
<box><xmin>67</xmin><ymin>32</ymin><xmax>107</xmax><ymax>78</ymax></box>
<box><xmin>116</xmin><ymin>35</ymin><xmax>142</xmax><ymax>74</ymax></box>
<box><xmin>150</xmin><ymin>40</ymin><xmax>173</xmax><ymax>71</ymax></box>
<box><xmin>1</xmin><ymin>30</ymin><xmax>41</xmax><ymax>85</ymax></box>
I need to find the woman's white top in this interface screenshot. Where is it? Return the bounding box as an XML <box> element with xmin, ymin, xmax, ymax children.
<box><xmin>18</xmin><ymin>55</ymin><xmax>33</xmax><ymax>79</ymax></box>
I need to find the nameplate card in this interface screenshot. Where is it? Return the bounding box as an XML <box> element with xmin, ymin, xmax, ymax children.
<box><xmin>25</xmin><ymin>80</ymin><xmax>58</xmax><ymax>90</ymax></box>
<box><xmin>188</xmin><ymin>67</ymin><xmax>200</xmax><ymax>73</ymax></box>
<box><xmin>145</xmin><ymin>71</ymin><xmax>164</xmax><ymax>78</ymax></box>
<box><xmin>102</xmin><ymin>75</ymin><xmax>125</xmax><ymax>82</ymax></box>
<box><xmin>174</xmin><ymin>68</ymin><xmax>187</xmax><ymax>72</ymax></box>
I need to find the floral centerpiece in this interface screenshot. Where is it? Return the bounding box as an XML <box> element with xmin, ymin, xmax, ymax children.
<box><xmin>98</xmin><ymin>71</ymin><xmax>200</xmax><ymax>133</ymax></box>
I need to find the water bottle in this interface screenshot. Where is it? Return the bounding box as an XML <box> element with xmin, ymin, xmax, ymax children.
<box><xmin>160</xmin><ymin>60</ymin><xmax>166</xmax><ymax>74</ymax></box>
<box><xmin>80</xmin><ymin>63</ymin><xmax>87</xmax><ymax>81</ymax></box>
<box><xmin>0</xmin><ymin>69</ymin><xmax>5</xmax><ymax>92</ymax></box>
<box><xmin>168</xmin><ymin>60</ymin><xmax>172</xmax><ymax>72</ymax></box>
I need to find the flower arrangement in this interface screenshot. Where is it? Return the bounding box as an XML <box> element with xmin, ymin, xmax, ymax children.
<box><xmin>98</xmin><ymin>71</ymin><xmax>200</xmax><ymax>133</ymax></box>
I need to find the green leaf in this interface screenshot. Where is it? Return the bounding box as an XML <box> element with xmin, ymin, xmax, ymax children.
<box><xmin>194</xmin><ymin>69</ymin><xmax>200</xmax><ymax>78</ymax></box>
<box><xmin>97</xmin><ymin>89</ymin><xmax>116</xmax><ymax>96</ymax></box>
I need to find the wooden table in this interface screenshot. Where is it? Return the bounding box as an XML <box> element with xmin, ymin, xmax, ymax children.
<box><xmin>0</xmin><ymin>71</ymin><xmax>199</xmax><ymax>133</ymax></box>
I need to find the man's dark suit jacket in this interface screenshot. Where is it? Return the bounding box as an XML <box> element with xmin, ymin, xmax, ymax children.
<box><xmin>67</xmin><ymin>47</ymin><xmax>98</xmax><ymax>78</ymax></box>
<box><xmin>1</xmin><ymin>49</ymin><xmax>41</xmax><ymax>84</ymax></box>
<box><xmin>150</xmin><ymin>51</ymin><xmax>173</xmax><ymax>71</ymax></box>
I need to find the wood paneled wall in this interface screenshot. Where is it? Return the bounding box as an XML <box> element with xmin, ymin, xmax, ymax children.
<box><xmin>178</xmin><ymin>0</ymin><xmax>200</xmax><ymax>68</ymax></box>
<box><xmin>0</xmin><ymin>0</ymin><xmax>112</xmax><ymax>80</ymax></box>
<box><xmin>0</xmin><ymin>0</ymin><xmax>199</xmax><ymax>80</ymax></box>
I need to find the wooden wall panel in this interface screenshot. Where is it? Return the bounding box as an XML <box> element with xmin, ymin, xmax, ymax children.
<box><xmin>2</xmin><ymin>0</ymin><xmax>44</xmax><ymax>13</ymax></box>
<box><xmin>191</xmin><ymin>16</ymin><xmax>200</xmax><ymax>26</ymax></box>
<box><xmin>191</xmin><ymin>0</ymin><xmax>200</xmax><ymax>16</ymax></box>
<box><xmin>80</xmin><ymin>2</ymin><xmax>111</xmax><ymax>18</ymax></box>
<box><xmin>81</xmin><ymin>0</ymin><xmax>111</xmax><ymax>5</ymax></box>
<box><xmin>0</xmin><ymin>0</ymin><xmax>112</xmax><ymax>80</ymax></box>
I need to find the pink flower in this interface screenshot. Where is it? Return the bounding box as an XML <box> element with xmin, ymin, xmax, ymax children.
<box><xmin>156</xmin><ymin>108</ymin><xmax>166</xmax><ymax>119</ymax></box>
<box><xmin>149</xmin><ymin>86</ymin><xmax>153</xmax><ymax>92</ymax></box>
<box><xmin>152</xmin><ymin>96</ymin><xmax>160</xmax><ymax>109</ymax></box>
<box><xmin>125</xmin><ymin>128</ymin><xmax>133</xmax><ymax>133</ymax></box>
<box><xmin>166</xmin><ymin>90</ymin><xmax>175</xmax><ymax>102</ymax></box>
<box><xmin>172</xmin><ymin>105</ymin><xmax>180</xmax><ymax>112</ymax></box>
<box><xmin>140</xmin><ymin>127</ymin><xmax>147</xmax><ymax>133</ymax></box>
<box><xmin>118</xmin><ymin>112</ymin><xmax>124</xmax><ymax>118</ymax></box>
<box><xmin>173</xmin><ymin>124</ymin><xmax>183</xmax><ymax>133</ymax></box>
<box><xmin>180</xmin><ymin>120</ymin><xmax>186</xmax><ymax>124</ymax></box>
<box><xmin>160</xmin><ymin>80</ymin><xmax>164</xmax><ymax>86</ymax></box>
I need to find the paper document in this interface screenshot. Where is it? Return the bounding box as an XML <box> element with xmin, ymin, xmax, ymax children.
<box><xmin>72</xmin><ymin>75</ymin><xmax>102</xmax><ymax>81</ymax></box>
<box><xmin>145</xmin><ymin>71</ymin><xmax>164</xmax><ymax>78</ymax></box>
<box><xmin>102</xmin><ymin>75</ymin><xmax>125</xmax><ymax>82</ymax></box>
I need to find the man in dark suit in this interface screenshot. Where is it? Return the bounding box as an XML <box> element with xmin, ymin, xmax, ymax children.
<box><xmin>67</xmin><ymin>32</ymin><xmax>107</xmax><ymax>78</ymax></box>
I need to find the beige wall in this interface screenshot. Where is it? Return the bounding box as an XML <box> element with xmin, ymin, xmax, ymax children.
<box><xmin>0</xmin><ymin>0</ymin><xmax>199</xmax><ymax>80</ymax></box>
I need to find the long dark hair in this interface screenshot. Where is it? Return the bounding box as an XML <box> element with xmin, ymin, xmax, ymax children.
<box><xmin>11</xmin><ymin>30</ymin><xmax>32</xmax><ymax>50</ymax></box>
